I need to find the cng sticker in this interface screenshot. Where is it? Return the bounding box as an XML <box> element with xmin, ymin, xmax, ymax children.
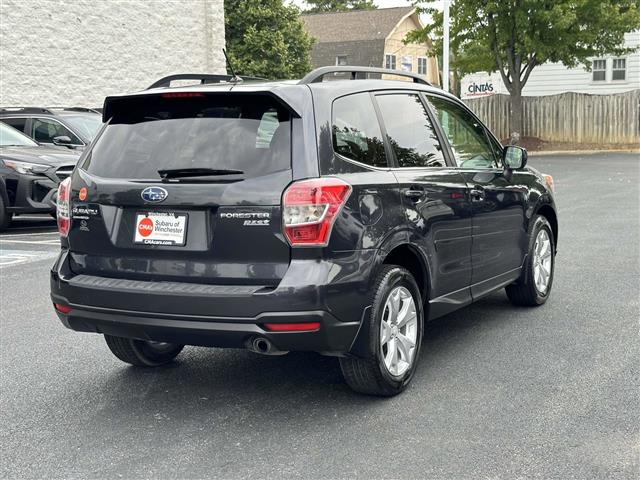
<box><xmin>137</xmin><ymin>216</ymin><xmax>154</xmax><ymax>237</ymax></box>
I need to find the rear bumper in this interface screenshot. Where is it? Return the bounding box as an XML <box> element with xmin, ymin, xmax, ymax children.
<box><xmin>50</xmin><ymin>249</ymin><xmax>376</xmax><ymax>354</ymax></box>
<box><xmin>52</xmin><ymin>305</ymin><xmax>359</xmax><ymax>353</ymax></box>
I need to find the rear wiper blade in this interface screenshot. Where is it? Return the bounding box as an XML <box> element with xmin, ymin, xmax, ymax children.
<box><xmin>158</xmin><ymin>167</ymin><xmax>244</xmax><ymax>179</ymax></box>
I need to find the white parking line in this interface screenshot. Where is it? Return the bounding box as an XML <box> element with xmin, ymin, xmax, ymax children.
<box><xmin>0</xmin><ymin>231</ymin><xmax>59</xmax><ymax>237</ymax></box>
<box><xmin>0</xmin><ymin>239</ymin><xmax>60</xmax><ymax>245</ymax></box>
<box><xmin>0</xmin><ymin>250</ymin><xmax>58</xmax><ymax>267</ymax></box>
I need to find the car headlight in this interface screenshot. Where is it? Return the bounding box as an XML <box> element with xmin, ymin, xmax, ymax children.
<box><xmin>2</xmin><ymin>159</ymin><xmax>50</xmax><ymax>175</ymax></box>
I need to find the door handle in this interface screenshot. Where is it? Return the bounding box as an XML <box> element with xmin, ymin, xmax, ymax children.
<box><xmin>404</xmin><ymin>188</ymin><xmax>426</xmax><ymax>202</ymax></box>
<box><xmin>469</xmin><ymin>187</ymin><xmax>485</xmax><ymax>202</ymax></box>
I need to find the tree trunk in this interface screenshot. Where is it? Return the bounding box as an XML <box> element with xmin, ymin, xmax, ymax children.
<box><xmin>509</xmin><ymin>89</ymin><xmax>523</xmax><ymax>144</ymax></box>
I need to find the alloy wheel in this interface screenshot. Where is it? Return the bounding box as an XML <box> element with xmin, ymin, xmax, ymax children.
<box><xmin>380</xmin><ymin>286</ymin><xmax>418</xmax><ymax>377</ymax></box>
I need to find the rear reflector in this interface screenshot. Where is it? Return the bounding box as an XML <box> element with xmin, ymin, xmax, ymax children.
<box><xmin>263</xmin><ymin>322</ymin><xmax>321</xmax><ymax>332</ymax></box>
<box><xmin>282</xmin><ymin>178</ymin><xmax>352</xmax><ymax>246</ymax></box>
<box><xmin>53</xmin><ymin>303</ymin><xmax>72</xmax><ymax>314</ymax></box>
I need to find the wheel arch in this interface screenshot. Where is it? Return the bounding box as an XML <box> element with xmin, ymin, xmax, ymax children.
<box><xmin>535</xmin><ymin>204</ymin><xmax>558</xmax><ymax>248</ymax></box>
<box><xmin>380</xmin><ymin>243</ymin><xmax>430</xmax><ymax>305</ymax></box>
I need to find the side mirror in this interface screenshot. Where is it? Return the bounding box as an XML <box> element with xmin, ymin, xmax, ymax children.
<box><xmin>503</xmin><ymin>145</ymin><xmax>528</xmax><ymax>170</ymax></box>
<box><xmin>52</xmin><ymin>135</ymin><xmax>73</xmax><ymax>147</ymax></box>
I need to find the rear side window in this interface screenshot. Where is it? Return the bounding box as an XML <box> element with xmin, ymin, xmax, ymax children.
<box><xmin>332</xmin><ymin>93</ymin><xmax>387</xmax><ymax>168</ymax></box>
<box><xmin>82</xmin><ymin>94</ymin><xmax>291</xmax><ymax>180</ymax></box>
<box><xmin>376</xmin><ymin>93</ymin><xmax>446</xmax><ymax>168</ymax></box>
<box><xmin>1</xmin><ymin>117</ymin><xmax>27</xmax><ymax>134</ymax></box>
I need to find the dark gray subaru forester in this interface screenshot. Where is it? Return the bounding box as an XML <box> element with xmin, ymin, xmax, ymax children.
<box><xmin>50</xmin><ymin>67</ymin><xmax>558</xmax><ymax>396</ymax></box>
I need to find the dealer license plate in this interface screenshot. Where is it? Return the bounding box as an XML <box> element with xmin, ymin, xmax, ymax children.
<box><xmin>134</xmin><ymin>212</ymin><xmax>188</xmax><ymax>246</ymax></box>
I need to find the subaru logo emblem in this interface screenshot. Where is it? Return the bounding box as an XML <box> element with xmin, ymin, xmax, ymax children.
<box><xmin>141</xmin><ymin>186</ymin><xmax>168</xmax><ymax>203</ymax></box>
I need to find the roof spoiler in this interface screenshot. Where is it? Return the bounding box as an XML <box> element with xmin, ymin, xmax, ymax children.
<box><xmin>299</xmin><ymin>66</ymin><xmax>431</xmax><ymax>86</ymax></box>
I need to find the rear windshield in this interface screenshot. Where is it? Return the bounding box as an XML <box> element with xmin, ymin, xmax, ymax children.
<box><xmin>82</xmin><ymin>94</ymin><xmax>291</xmax><ymax>180</ymax></box>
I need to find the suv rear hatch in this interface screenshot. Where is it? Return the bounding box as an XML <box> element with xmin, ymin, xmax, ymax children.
<box><xmin>67</xmin><ymin>92</ymin><xmax>293</xmax><ymax>286</ymax></box>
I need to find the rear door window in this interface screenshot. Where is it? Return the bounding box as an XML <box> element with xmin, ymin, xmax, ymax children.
<box><xmin>332</xmin><ymin>93</ymin><xmax>387</xmax><ymax>168</ymax></box>
<box><xmin>375</xmin><ymin>93</ymin><xmax>446</xmax><ymax>168</ymax></box>
<box><xmin>82</xmin><ymin>94</ymin><xmax>291</xmax><ymax>180</ymax></box>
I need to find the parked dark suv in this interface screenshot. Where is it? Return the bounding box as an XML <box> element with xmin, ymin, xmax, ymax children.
<box><xmin>50</xmin><ymin>68</ymin><xmax>558</xmax><ymax>396</ymax></box>
<box><xmin>0</xmin><ymin>107</ymin><xmax>102</xmax><ymax>150</ymax></box>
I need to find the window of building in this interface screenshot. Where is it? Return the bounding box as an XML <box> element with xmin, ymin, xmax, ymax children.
<box><xmin>376</xmin><ymin>93</ymin><xmax>446</xmax><ymax>168</ymax></box>
<box><xmin>336</xmin><ymin>55</ymin><xmax>348</xmax><ymax>66</ymax></box>
<box><xmin>332</xmin><ymin>93</ymin><xmax>387</xmax><ymax>168</ymax></box>
<box><xmin>592</xmin><ymin>59</ymin><xmax>607</xmax><ymax>82</ymax></box>
<box><xmin>417</xmin><ymin>57</ymin><xmax>428</xmax><ymax>75</ymax></box>
<box><xmin>612</xmin><ymin>58</ymin><xmax>626</xmax><ymax>81</ymax></box>
<box><xmin>385</xmin><ymin>54</ymin><xmax>396</xmax><ymax>70</ymax></box>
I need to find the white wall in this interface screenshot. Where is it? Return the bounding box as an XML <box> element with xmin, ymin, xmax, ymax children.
<box><xmin>462</xmin><ymin>31</ymin><xmax>640</xmax><ymax>99</ymax></box>
<box><xmin>0</xmin><ymin>0</ymin><xmax>226</xmax><ymax>107</ymax></box>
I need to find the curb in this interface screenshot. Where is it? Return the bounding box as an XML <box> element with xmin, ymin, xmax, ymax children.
<box><xmin>529</xmin><ymin>149</ymin><xmax>640</xmax><ymax>156</ymax></box>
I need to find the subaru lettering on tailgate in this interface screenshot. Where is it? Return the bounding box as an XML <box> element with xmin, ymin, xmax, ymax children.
<box><xmin>141</xmin><ymin>186</ymin><xmax>168</xmax><ymax>203</ymax></box>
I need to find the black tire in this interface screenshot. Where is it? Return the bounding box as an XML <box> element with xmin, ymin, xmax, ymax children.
<box><xmin>0</xmin><ymin>195</ymin><xmax>12</xmax><ymax>231</ymax></box>
<box><xmin>104</xmin><ymin>335</ymin><xmax>184</xmax><ymax>367</ymax></box>
<box><xmin>506</xmin><ymin>215</ymin><xmax>555</xmax><ymax>306</ymax></box>
<box><xmin>339</xmin><ymin>265</ymin><xmax>424</xmax><ymax>396</ymax></box>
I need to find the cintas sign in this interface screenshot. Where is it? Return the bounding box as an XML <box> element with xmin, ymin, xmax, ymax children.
<box><xmin>467</xmin><ymin>81</ymin><xmax>494</xmax><ymax>96</ymax></box>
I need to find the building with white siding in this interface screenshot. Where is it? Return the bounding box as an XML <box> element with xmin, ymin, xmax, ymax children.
<box><xmin>461</xmin><ymin>31</ymin><xmax>639</xmax><ymax>99</ymax></box>
<box><xmin>0</xmin><ymin>0</ymin><xmax>226</xmax><ymax>107</ymax></box>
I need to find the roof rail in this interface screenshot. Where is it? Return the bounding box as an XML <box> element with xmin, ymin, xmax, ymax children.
<box><xmin>47</xmin><ymin>107</ymin><xmax>102</xmax><ymax>114</ymax></box>
<box><xmin>299</xmin><ymin>66</ymin><xmax>432</xmax><ymax>86</ymax></box>
<box><xmin>0</xmin><ymin>107</ymin><xmax>53</xmax><ymax>114</ymax></box>
<box><xmin>147</xmin><ymin>73</ymin><xmax>267</xmax><ymax>90</ymax></box>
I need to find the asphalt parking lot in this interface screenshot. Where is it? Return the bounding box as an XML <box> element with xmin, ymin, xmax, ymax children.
<box><xmin>1</xmin><ymin>153</ymin><xmax>638</xmax><ymax>479</ymax></box>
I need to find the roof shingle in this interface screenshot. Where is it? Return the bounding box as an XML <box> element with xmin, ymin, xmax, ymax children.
<box><xmin>301</xmin><ymin>7</ymin><xmax>415</xmax><ymax>43</ymax></box>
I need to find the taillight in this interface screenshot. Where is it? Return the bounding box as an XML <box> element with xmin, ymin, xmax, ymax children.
<box><xmin>282</xmin><ymin>178</ymin><xmax>352</xmax><ymax>246</ymax></box>
<box><xmin>57</xmin><ymin>177</ymin><xmax>71</xmax><ymax>237</ymax></box>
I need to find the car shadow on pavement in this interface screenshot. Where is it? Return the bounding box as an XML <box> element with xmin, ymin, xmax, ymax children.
<box><xmin>88</xmin><ymin>291</ymin><xmax>521</xmax><ymax>414</ymax></box>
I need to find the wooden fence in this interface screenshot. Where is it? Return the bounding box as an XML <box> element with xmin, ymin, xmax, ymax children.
<box><xmin>465</xmin><ymin>90</ymin><xmax>640</xmax><ymax>145</ymax></box>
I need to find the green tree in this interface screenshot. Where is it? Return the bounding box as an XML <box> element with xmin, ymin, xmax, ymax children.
<box><xmin>304</xmin><ymin>0</ymin><xmax>377</xmax><ymax>13</ymax></box>
<box><xmin>408</xmin><ymin>1</ymin><xmax>640</xmax><ymax>140</ymax></box>
<box><xmin>224</xmin><ymin>0</ymin><xmax>314</xmax><ymax>79</ymax></box>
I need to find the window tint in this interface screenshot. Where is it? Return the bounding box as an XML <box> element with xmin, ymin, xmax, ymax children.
<box><xmin>82</xmin><ymin>94</ymin><xmax>291</xmax><ymax>180</ymax></box>
<box><xmin>426</xmin><ymin>96</ymin><xmax>498</xmax><ymax>169</ymax></box>
<box><xmin>1</xmin><ymin>117</ymin><xmax>27</xmax><ymax>134</ymax></box>
<box><xmin>376</xmin><ymin>93</ymin><xmax>445</xmax><ymax>168</ymax></box>
<box><xmin>332</xmin><ymin>93</ymin><xmax>387</xmax><ymax>168</ymax></box>
<box><xmin>32</xmin><ymin>118</ymin><xmax>82</xmax><ymax>144</ymax></box>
